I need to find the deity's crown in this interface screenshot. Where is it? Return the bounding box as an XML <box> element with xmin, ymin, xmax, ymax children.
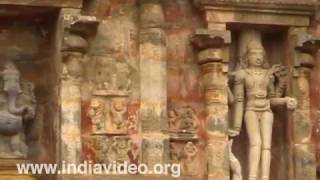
<box><xmin>247</xmin><ymin>40</ymin><xmax>264</xmax><ymax>52</ymax></box>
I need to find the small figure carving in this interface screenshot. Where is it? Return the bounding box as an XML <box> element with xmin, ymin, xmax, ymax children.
<box><xmin>168</xmin><ymin>106</ymin><xmax>198</xmax><ymax>134</ymax></box>
<box><xmin>110</xmin><ymin>98</ymin><xmax>127</xmax><ymax>131</ymax></box>
<box><xmin>168</xmin><ymin>109</ymin><xmax>179</xmax><ymax>131</ymax></box>
<box><xmin>179</xmin><ymin>107</ymin><xmax>198</xmax><ymax>132</ymax></box>
<box><xmin>181</xmin><ymin>142</ymin><xmax>198</xmax><ymax>176</ymax></box>
<box><xmin>88</xmin><ymin>98</ymin><xmax>105</xmax><ymax>133</ymax></box>
<box><xmin>169</xmin><ymin>143</ymin><xmax>180</xmax><ymax>164</ymax></box>
<box><xmin>230</xmin><ymin>40</ymin><xmax>297</xmax><ymax>180</ymax></box>
<box><xmin>95</xmin><ymin>137</ymin><xmax>109</xmax><ymax>163</ymax></box>
<box><xmin>108</xmin><ymin>137</ymin><xmax>130</xmax><ymax>163</ymax></box>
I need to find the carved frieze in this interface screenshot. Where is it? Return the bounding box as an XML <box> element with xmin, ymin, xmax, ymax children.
<box><xmin>88</xmin><ymin>56</ymin><xmax>133</xmax><ymax>135</ymax></box>
<box><xmin>89</xmin><ymin>97</ymin><xmax>128</xmax><ymax>135</ymax></box>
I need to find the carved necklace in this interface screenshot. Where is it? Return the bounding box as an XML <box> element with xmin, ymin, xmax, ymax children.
<box><xmin>251</xmin><ymin>69</ymin><xmax>264</xmax><ymax>75</ymax></box>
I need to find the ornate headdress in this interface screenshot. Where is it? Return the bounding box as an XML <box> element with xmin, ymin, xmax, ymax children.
<box><xmin>240</xmin><ymin>40</ymin><xmax>268</xmax><ymax>69</ymax></box>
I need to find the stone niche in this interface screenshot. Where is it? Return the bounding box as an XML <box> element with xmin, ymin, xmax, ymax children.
<box><xmin>229</xmin><ymin>24</ymin><xmax>291</xmax><ymax>180</ymax></box>
<box><xmin>0</xmin><ymin>5</ymin><xmax>60</xmax><ymax>179</ymax></box>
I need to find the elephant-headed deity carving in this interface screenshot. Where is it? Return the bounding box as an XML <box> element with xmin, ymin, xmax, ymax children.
<box><xmin>0</xmin><ymin>60</ymin><xmax>36</xmax><ymax>158</ymax></box>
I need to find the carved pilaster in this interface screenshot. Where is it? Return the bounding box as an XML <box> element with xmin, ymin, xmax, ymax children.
<box><xmin>60</xmin><ymin>9</ymin><xmax>98</xmax><ymax>165</ymax></box>
<box><xmin>288</xmin><ymin>28</ymin><xmax>320</xmax><ymax>180</ymax></box>
<box><xmin>191</xmin><ymin>28</ymin><xmax>231</xmax><ymax>180</ymax></box>
<box><xmin>139</xmin><ymin>0</ymin><xmax>169</xmax><ymax>168</ymax></box>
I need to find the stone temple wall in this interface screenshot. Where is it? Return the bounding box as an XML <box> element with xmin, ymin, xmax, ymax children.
<box><xmin>0</xmin><ymin>0</ymin><xmax>318</xmax><ymax>180</ymax></box>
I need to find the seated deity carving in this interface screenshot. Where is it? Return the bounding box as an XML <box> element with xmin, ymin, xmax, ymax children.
<box><xmin>168</xmin><ymin>106</ymin><xmax>198</xmax><ymax>136</ymax></box>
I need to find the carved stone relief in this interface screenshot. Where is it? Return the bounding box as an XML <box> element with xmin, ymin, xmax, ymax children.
<box><xmin>95</xmin><ymin>136</ymin><xmax>136</xmax><ymax>165</ymax></box>
<box><xmin>88</xmin><ymin>57</ymin><xmax>132</xmax><ymax>135</ymax></box>
<box><xmin>170</xmin><ymin>141</ymin><xmax>200</xmax><ymax>176</ymax></box>
<box><xmin>89</xmin><ymin>96</ymin><xmax>128</xmax><ymax>135</ymax></box>
<box><xmin>141</xmin><ymin>136</ymin><xmax>169</xmax><ymax>167</ymax></box>
<box><xmin>0</xmin><ymin>60</ymin><xmax>36</xmax><ymax>158</ymax></box>
<box><xmin>230</xmin><ymin>31</ymin><xmax>297</xmax><ymax>180</ymax></box>
<box><xmin>168</xmin><ymin>106</ymin><xmax>198</xmax><ymax>138</ymax></box>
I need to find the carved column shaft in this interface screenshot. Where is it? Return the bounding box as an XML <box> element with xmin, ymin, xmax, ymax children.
<box><xmin>288</xmin><ymin>28</ymin><xmax>319</xmax><ymax>180</ymax></box>
<box><xmin>139</xmin><ymin>0</ymin><xmax>169</xmax><ymax>167</ymax></box>
<box><xmin>60</xmin><ymin>8</ymin><xmax>98</xmax><ymax>165</ymax></box>
<box><xmin>191</xmin><ymin>28</ymin><xmax>231</xmax><ymax>180</ymax></box>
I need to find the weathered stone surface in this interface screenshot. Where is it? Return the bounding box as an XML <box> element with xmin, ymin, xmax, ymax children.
<box><xmin>1</xmin><ymin>0</ymin><xmax>319</xmax><ymax>180</ymax></box>
<box><xmin>207</xmin><ymin>139</ymin><xmax>229</xmax><ymax>180</ymax></box>
<box><xmin>0</xmin><ymin>0</ymin><xmax>82</xmax><ymax>8</ymax></box>
<box><xmin>206</xmin><ymin>11</ymin><xmax>310</xmax><ymax>26</ymax></box>
<box><xmin>0</xmin><ymin>159</ymin><xmax>37</xmax><ymax>180</ymax></box>
<box><xmin>191</xmin><ymin>29</ymin><xmax>231</xmax><ymax>50</ymax></box>
<box><xmin>196</xmin><ymin>0</ymin><xmax>317</xmax><ymax>6</ymax></box>
<box><xmin>294</xmin><ymin>144</ymin><xmax>317</xmax><ymax>180</ymax></box>
<box><xmin>61</xmin><ymin>82</ymin><xmax>82</xmax><ymax>164</ymax></box>
<box><xmin>141</xmin><ymin>134</ymin><xmax>170</xmax><ymax>168</ymax></box>
<box><xmin>169</xmin><ymin>140</ymin><xmax>201</xmax><ymax>176</ymax></box>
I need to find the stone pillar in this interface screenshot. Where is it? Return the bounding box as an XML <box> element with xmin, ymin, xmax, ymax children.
<box><xmin>191</xmin><ymin>28</ymin><xmax>231</xmax><ymax>179</ymax></box>
<box><xmin>60</xmin><ymin>9</ymin><xmax>98</xmax><ymax>165</ymax></box>
<box><xmin>288</xmin><ymin>28</ymin><xmax>320</xmax><ymax>180</ymax></box>
<box><xmin>139</xmin><ymin>0</ymin><xmax>169</xmax><ymax>167</ymax></box>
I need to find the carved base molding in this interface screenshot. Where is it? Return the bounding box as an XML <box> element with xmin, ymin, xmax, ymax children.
<box><xmin>0</xmin><ymin>159</ymin><xmax>37</xmax><ymax>180</ymax></box>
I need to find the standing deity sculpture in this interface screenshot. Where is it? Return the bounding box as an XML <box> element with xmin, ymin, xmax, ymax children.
<box><xmin>230</xmin><ymin>40</ymin><xmax>297</xmax><ymax>180</ymax></box>
<box><xmin>88</xmin><ymin>98</ymin><xmax>106</xmax><ymax>133</ymax></box>
<box><xmin>109</xmin><ymin>98</ymin><xmax>127</xmax><ymax>131</ymax></box>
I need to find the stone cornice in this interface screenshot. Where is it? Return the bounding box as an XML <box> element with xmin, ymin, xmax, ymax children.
<box><xmin>194</xmin><ymin>0</ymin><xmax>318</xmax><ymax>27</ymax></box>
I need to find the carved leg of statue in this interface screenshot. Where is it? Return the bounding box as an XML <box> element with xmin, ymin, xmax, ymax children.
<box><xmin>245</xmin><ymin>110</ymin><xmax>261</xmax><ymax>180</ymax></box>
<box><xmin>229</xmin><ymin>140</ymin><xmax>242</xmax><ymax>180</ymax></box>
<box><xmin>10</xmin><ymin>134</ymin><xmax>25</xmax><ymax>158</ymax></box>
<box><xmin>260</xmin><ymin>111</ymin><xmax>273</xmax><ymax>180</ymax></box>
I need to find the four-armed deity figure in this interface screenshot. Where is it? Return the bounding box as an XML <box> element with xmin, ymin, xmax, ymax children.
<box><xmin>230</xmin><ymin>40</ymin><xmax>297</xmax><ymax>180</ymax></box>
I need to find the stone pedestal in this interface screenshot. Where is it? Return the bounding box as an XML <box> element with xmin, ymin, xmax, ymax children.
<box><xmin>0</xmin><ymin>159</ymin><xmax>37</xmax><ymax>180</ymax></box>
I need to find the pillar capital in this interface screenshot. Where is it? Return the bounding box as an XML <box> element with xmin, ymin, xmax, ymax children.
<box><xmin>191</xmin><ymin>28</ymin><xmax>231</xmax><ymax>50</ymax></box>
